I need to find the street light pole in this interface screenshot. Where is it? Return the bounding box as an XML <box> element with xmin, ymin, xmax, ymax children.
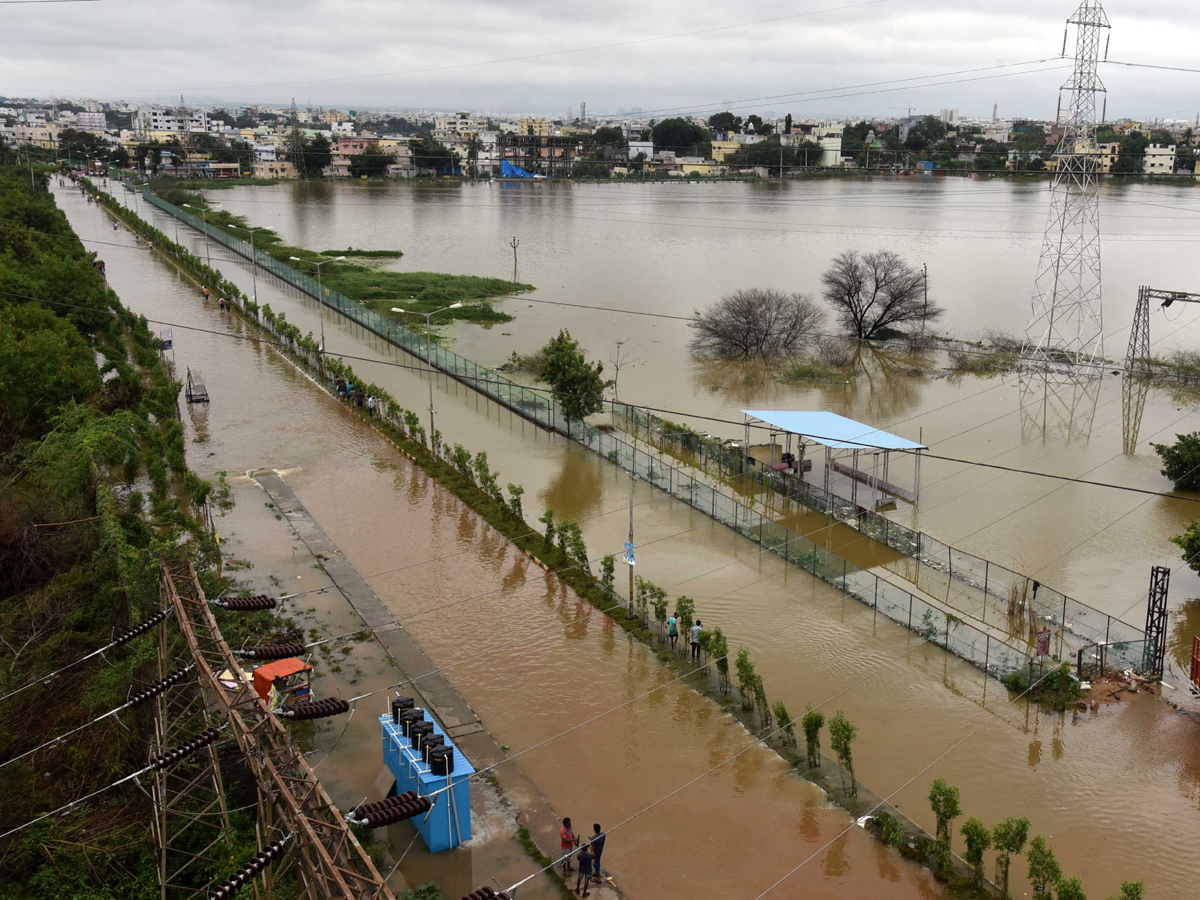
<box><xmin>243</xmin><ymin>225</ymin><xmax>267</xmax><ymax>302</ymax></box>
<box><xmin>391</xmin><ymin>302</ymin><xmax>463</xmax><ymax>441</ymax></box>
<box><xmin>291</xmin><ymin>255</ymin><xmax>345</xmax><ymax>366</ymax></box>
<box><xmin>183</xmin><ymin>202</ymin><xmax>217</xmax><ymax>269</ymax></box>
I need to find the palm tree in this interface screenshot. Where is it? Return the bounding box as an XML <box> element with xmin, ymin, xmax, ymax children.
<box><xmin>465</xmin><ymin>135</ymin><xmax>483</xmax><ymax>178</ymax></box>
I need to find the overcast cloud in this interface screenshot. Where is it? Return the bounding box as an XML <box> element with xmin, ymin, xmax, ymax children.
<box><xmin>1</xmin><ymin>0</ymin><xmax>1197</xmax><ymax>120</ymax></box>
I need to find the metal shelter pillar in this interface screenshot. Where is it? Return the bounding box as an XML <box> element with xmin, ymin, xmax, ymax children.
<box><xmin>1142</xmin><ymin>565</ymin><xmax>1170</xmax><ymax>679</ymax></box>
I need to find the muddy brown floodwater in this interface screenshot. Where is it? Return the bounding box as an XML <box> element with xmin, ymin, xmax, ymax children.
<box><xmin>72</xmin><ymin>179</ymin><xmax>1200</xmax><ymax>898</ymax></box>
<box><xmin>61</xmin><ymin>187</ymin><xmax>942</xmax><ymax>898</ymax></box>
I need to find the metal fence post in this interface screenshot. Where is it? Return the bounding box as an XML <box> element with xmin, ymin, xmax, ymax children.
<box><xmin>985</xmin><ymin>635</ymin><xmax>990</xmax><ymax>673</ymax></box>
<box><xmin>842</xmin><ymin>558</ymin><xmax>847</xmax><ymax>591</ymax></box>
<box><xmin>908</xmin><ymin>595</ymin><xmax>913</xmax><ymax>630</ymax></box>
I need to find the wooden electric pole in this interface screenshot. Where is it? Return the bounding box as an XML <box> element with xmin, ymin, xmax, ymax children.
<box><xmin>509</xmin><ymin>236</ymin><xmax>520</xmax><ymax>282</ymax></box>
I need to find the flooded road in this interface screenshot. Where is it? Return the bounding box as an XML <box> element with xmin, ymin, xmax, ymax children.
<box><xmin>61</xmin><ymin>186</ymin><xmax>944</xmax><ymax>898</ymax></box>
<box><xmin>74</xmin><ymin>180</ymin><xmax>1200</xmax><ymax>898</ymax></box>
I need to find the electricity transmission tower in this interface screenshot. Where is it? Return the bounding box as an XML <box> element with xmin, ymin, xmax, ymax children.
<box><xmin>1022</xmin><ymin>0</ymin><xmax>1111</xmax><ymax>369</ymax></box>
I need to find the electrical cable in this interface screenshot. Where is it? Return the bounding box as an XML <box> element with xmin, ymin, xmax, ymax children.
<box><xmin>0</xmin><ymin>665</ymin><xmax>193</xmax><ymax>770</ymax></box>
<box><xmin>504</xmin><ymin>633</ymin><xmax>935</xmax><ymax>893</ymax></box>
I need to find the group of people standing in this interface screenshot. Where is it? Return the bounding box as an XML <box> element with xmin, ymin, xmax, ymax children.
<box><xmin>559</xmin><ymin>818</ymin><xmax>607</xmax><ymax>896</ymax></box>
<box><xmin>666</xmin><ymin>615</ymin><xmax>706</xmax><ymax>661</ymax></box>
<box><xmin>334</xmin><ymin>375</ymin><xmax>376</xmax><ymax>415</ymax></box>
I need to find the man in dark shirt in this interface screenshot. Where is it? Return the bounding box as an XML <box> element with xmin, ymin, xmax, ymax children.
<box><xmin>590</xmin><ymin>823</ymin><xmax>606</xmax><ymax>884</ymax></box>
<box><xmin>574</xmin><ymin>841</ymin><xmax>594</xmax><ymax>896</ymax></box>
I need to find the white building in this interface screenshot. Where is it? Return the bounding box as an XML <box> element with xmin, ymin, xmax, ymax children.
<box><xmin>939</xmin><ymin>108</ymin><xmax>959</xmax><ymax>126</ymax></box>
<box><xmin>1144</xmin><ymin>143</ymin><xmax>1176</xmax><ymax>175</ymax></box>
<box><xmin>76</xmin><ymin>111</ymin><xmax>106</xmax><ymax>131</ymax></box>
<box><xmin>627</xmin><ymin>140</ymin><xmax>653</xmax><ymax>161</ymax></box>
<box><xmin>434</xmin><ymin>112</ymin><xmax>487</xmax><ymax>140</ymax></box>
<box><xmin>133</xmin><ymin>107</ymin><xmax>209</xmax><ymax>134</ymax></box>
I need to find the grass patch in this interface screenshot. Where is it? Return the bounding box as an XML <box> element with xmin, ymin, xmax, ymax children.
<box><xmin>147</xmin><ymin>177</ymin><xmax>530</xmax><ymax>325</ymax></box>
<box><xmin>1001</xmin><ymin>662</ymin><xmax>1084</xmax><ymax>711</ymax></box>
<box><xmin>779</xmin><ymin>359</ymin><xmax>852</xmax><ymax>383</ymax></box>
<box><xmin>947</xmin><ymin>345</ymin><xmax>1019</xmax><ymax>376</ymax></box>
<box><xmin>516</xmin><ymin>827</ymin><xmax>576</xmax><ymax>899</ymax></box>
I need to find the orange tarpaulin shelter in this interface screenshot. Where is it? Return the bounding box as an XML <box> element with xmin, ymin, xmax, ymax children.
<box><xmin>252</xmin><ymin>657</ymin><xmax>313</xmax><ymax>707</ymax></box>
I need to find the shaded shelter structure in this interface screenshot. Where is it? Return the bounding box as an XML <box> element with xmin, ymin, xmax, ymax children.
<box><xmin>741</xmin><ymin>410</ymin><xmax>925</xmax><ymax>508</ymax></box>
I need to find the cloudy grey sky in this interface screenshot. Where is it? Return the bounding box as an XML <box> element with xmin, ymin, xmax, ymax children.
<box><xmin>2</xmin><ymin>0</ymin><xmax>1197</xmax><ymax>120</ymax></box>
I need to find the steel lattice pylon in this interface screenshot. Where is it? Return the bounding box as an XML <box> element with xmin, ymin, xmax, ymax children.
<box><xmin>1023</xmin><ymin>0</ymin><xmax>1111</xmax><ymax>370</ymax></box>
<box><xmin>159</xmin><ymin>561</ymin><xmax>394</xmax><ymax>900</ymax></box>
<box><xmin>1143</xmin><ymin>565</ymin><xmax>1170</xmax><ymax>678</ymax></box>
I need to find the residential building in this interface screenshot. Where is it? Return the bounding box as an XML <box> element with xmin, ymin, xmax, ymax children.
<box><xmin>939</xmin><ymin>108</ymin><xmax>959</xmax><ymax>126</ymax></box>
<box><xmin>710</xmin><ymin>139</ymin><xmax>740</xmax><ymax>163</ymax></box>
<box><xmin>1144</xmin><ymin>143</ymin><xmax>1175</xmax><ymax>175</ymax></box>
<box><xmin>252</xmin><ymin>159</ymin><xmax>298</xmax><ymax>179</ymax></box>
<box><xmin>1096</xmin><ymin>142</ymin><xmax>1120</xmax><ymax>174</ymax></box>
<box><xmin>627</xmin><ymin>140</ymin><xmax>653</xmax><ymax>161</ymax></box>
<box><xmin>76</xmin><ymin>111</ymin><xmax>106</xmax><ymax>131</ymax></box>
<box><xmin>335</xmin><ymin>135</ymin><xmax>377</xmax><ymax>156</ymax></box>
<box><xmin>517</xmin><ymin>117</ymin><xmax>555</xmax><ymax>137</ymax></box>
<box><xmin>133</xmin><ymin>106</ymin><xmax>209</xmax><ymax>135</ymax></box>
<box><xmin>434</xmin><ymin>112</ymin><xmax>486</xmax><ymax>140</ymax></box>
<box><xmin>499</xmin><ymin>132</ymin><xmax>577</xmax><ymax>176</ymax></box>
<box><xmin>14</xmin><ymin>122</ymin><xmax>61</xmax><ymax>148</ymax></box>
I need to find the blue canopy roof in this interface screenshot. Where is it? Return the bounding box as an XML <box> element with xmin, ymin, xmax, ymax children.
<box><xmin>741</xmin><ymin>410</ymin><xmax>926</xmax><ymax>451</ymax></box>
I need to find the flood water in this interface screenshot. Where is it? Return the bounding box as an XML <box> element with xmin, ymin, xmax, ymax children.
<box><xmin>70</xmin><ymin>178</ymin><xmax>1200</xmax><ymax>898</ymax></box>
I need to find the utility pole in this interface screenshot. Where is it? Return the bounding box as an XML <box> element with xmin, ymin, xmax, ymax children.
<box><xmin>922</xmin><ymin>262</ymin><xmax>928</xmax><ymax>336</ymax></box>
<box><xmin>509</xmin><ymin>235</ymin><xmax>520</xmax><ymax>282</ymax></box>
<box><xmin>627</xmin><ymin>470</ymin><xmax>636</xmax><ymax>614</ymax></box>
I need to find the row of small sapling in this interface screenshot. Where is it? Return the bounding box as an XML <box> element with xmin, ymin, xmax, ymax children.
<box><xmin>866</xmin><ymin>778</ymin><xmax>1143</xmax><ymax>900</ymax></box>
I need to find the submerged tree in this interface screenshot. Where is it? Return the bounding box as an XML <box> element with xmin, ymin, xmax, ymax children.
<box><xmin>773</xmin><ymin>699</ymin><xmax>796</xmax><ymax>746</ymax></box>
<box><xmin>1153</xmin><ymin>431</ymin><xmax>1200</xmax><ymax>491</ymax></box>
<box><xmin>827</xmin><ymin>711</ymin><xmax>858</xmax><ymax>797</ymax></box>
<box><xmin>928</xmin><ymin>778</ymin><xmax>962</xmax><ymax>874</ymax></box>
<box><xmin>599</xmin><ymin>553</ymin><xmax>616</xmax><ymax>594</ymax></box>
<box><xmin>960</xmin><ymin>817</ymin><xmax>992</xmax><ymax>887</ymax></box>
<box><xmin>537</xmin><ymin>329</ymin><xmax>610</xmax><ymax>421</ymax></box>
<box><xmin>992</xmin><ymin>816</ymin><xmax>1030</xmax><ymax>900</ymax></box>
<box><xmin>689</xmin><ymin>288</ymin><xmax>824</xmax><ymax>359</ymax></box>
<box><xmin>1026</xmin><ymin>835</ymin><xmax>1061</xmax><ymax>897</ymax></box>
<box><xmin>800</xmin><ymin>706</ymin><xmax>825</xmax><ymax>769</ymax></box>
<box><xmin>707</xmin><ymin>626</ymin><xmax>730</xmax><ymax>692</ymax></box>
<box><xmin>734</xmin><ymin>647</ymin><xmax>757</xmax><ymax>710</ymax></box>
<box><xmin>821</xmin><ymin>250</ymin><xmax>943</xmax><ymax>339</ymax></box>
<box><xmin>1056</xmin><ymin>877</ymin><xmax>1087</xmax><ymax>900</ymax></box>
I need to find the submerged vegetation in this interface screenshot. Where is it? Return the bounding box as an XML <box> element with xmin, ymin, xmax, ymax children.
<box><xmin>147</xmin><ymin>176</ymin><xmax>532</xmax><ymax>325</ymax></box>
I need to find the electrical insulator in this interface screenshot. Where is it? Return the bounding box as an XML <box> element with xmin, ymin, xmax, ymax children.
<box><xmin>461</xmin><ymin>889</ymin><xmax>511</xmax><ymax>900</ymax></box>
<box><xmin>348</xmin><ymin>796</ymin><xmax>433</xmax><ymax>828</ymax></box>
<box><xmin>1061</xmin><ymin>26</ymin><xmax>1068</xmax><ymax>57</ymax></box>
<box><xmin>111</xmin><ymin>609</ymin><xmax>169</xmax><ymax>646</ymax></box>
<box><xmin>349</xmin><ymin>791</ymin><xmax>418</xmax><ymax>819</ymax></box>
<box><xmin>1104</xmin><ymin>33</ymin><xmax>1110</xmax><ymax>61</ymax></box>
<box><xmin>214</xmin><ymin>595</ymin><xmax>277</xmax><ymax>611</ymax></box>
<box><xmin>149</xmin><ymin>727</ymin><xmax>220</xmax><ymax>770</ymax></box>
<box><xmin>278</xmin><ymin>697</ymin><xmax>350</xmax><ymax>720</ymax></box>
<box><xmin>208</xmin><ymin>834</ymin><xmax>293</xmax><ymax>900</ymax></box>
<box><xmin>128</xmin><ymin>668</ymin><xmax>189</xmax><ymax>707</ymax></box>
<box><xmin>235</xmin><ymin>641</ymin><xmax>305</xmax><ymax>660</ymax></box>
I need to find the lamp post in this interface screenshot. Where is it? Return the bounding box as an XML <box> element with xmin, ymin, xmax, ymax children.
<box><xmin>391</xmin><ymin>302</ymin><xmax>463</xmax><ymax>440</ymax></box>
<box><xmin>290</xmin><ymin>255</ymin><xmax>345</xmax><ymax>364</ymax></box>
<box><xmin>242</xmin><ymin>225</ymin><xmax>268</xmax><ymax>302</ymax></box>
<box><xmin>183</xmin><ymin>202</ymin><xmax>219</xmax><ymax>269</ymax></box>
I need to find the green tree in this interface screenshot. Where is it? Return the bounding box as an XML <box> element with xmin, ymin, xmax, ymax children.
<box><xmin>651</xmin><ymin>589</ymin><xmax>670</xmax><ymax>639</ymax></box>
<box><xmin>651</xmin><ymin>118</ymin><xmax>709</xmax><ymax>152</ymax></box>
<box><xmin>992</xmin><ymin>816</ymin><xmax>1030</xmax><ymax>899</ymax></box>
<box><xmin>928</xmin><ymin>778</ymin><xmax>962</xmax><ymax>845</ymax></box>
<box><xmin>1152</xmin><ymin>431</ymin><xmax>1200</xmax><ymax>490</ymax></box>
<box><xmin>1014</xmin><ymin>130</ymin><xmax>1048</xmax><ymax>168</ymax></box>
<box><xmin>1027</xmin><ymin>835</ymin><xmax>1061</xmax><ymax>896</ymax></box>
<box><xmin>410</xmin><ymin>136</ymin><xmax>455</xmax><ymax>173</ymax></box>
<box><xmin>349</xmin><ymin>146</ymin><xmax>396</xmax><ymax>178</ymax></box>
<box><xmin>800</xmin><ymin>706</ymin><xmax>825</xmax><ymax>769</ymax></box>
<box><xmin>1170</xmin><ymin>521</ymin><xmax>1200</xmax><ymax>574</ymax></box>
<box><xmin>960</xmin><ymin>817</ymin><xmax>992</xmax><ymax>887</ymax></box>
<box><xmin>538</xmin><ymin>507</ymin><xmax>556</xmax><ymax>552</ymax></box>
<box><xmin>707</xmin><ymin>111</ymin><xmax>742</xmax><ymax>135</ymax></box>
<box><xmin>591</xmin><ymin>126</ymin><xmax>626</xmax><ymax>146</ymax></box>
<box><xmin>828</xmin><ymin>711</ymin><xmax>858</xmax><ymax>796</ymax></box>
<box><xmin>707</xmin><ymin>626</ymin><xmax>730</xmax><ymax>691</ymax></box>
<box><xmin>57</xmin><ymin>127</ymin><xmax>108</xmax><ymax>161</ymax></box>
<box><xmin>1112</xmin><ymin>132</ymin><xmax>1149</xmax><ymax>174</ymax></box>
<box><xmin>1057</xmin><ymin>877</ymin><xmax>1086</xmax><ymax>900</ymax></box>
<box><xmin>537</xmin><ymin>329</ymin><xmax>610</xmax><ymax>421</ymax></box>
<box><xmin>734</xmin><ymin>647</ymin><xmax>757</xmax><ymax>709</ymax></box>
<box><xmin>464</xmin><ymin>135</ymin><xmax>483</xmax><ymax>178</ymax></box>
<box><xmin>506</xmin><ymin>482</ymin><xmax>524</xmax><ymax>520</ymax></box>
<box><xmin>1106</xmin><ymin>881</ymin><xmax>1143</xmax><ymax>900</ymax></box>
<box><xmin>773</xmin><ymin>699</ymin><xmax>795</xmax><ymax>745</ymax></box>
<box><xmin>0</xmin><ymin>303</ymin><xmax>102</xmax><ymax>434</ymax></box>
<box><xmin>904</xmin><ymin>115</ymin><xmax>947</xmax><ymax>152</ymax></box>
<box><xmin>874</xmin><ymin>811</ymin><xmax>903</xmax><ymax>848</ymax></box>
<box><xmin>784</xmin><ymin>113</ymin><xmax>793</xmax><ymax>134</ymax></box>
<box><xmin>673</xmin><ymin>595</ymin><xmax>696</xmax><ymax>637</ymax></box>
<box><xmin>600</xmin><ymin>553</ymin><xmax>615</xmax><ymax>594</ymax></box>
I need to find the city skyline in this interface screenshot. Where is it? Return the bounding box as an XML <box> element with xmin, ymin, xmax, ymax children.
<box><xmin>1</xmin><ymin>0</ymin><xmax>1197</xmax><ymax>119</ymax></box>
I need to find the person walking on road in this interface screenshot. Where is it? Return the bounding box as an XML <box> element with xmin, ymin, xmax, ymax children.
<box><xmin>590</xmin><ymin>824</ymin><xmax>606</xmax><ymax>883</ymax></box>
<box><xmin>574</xmin><ymin>841</ymin><xmax>594</xmax><ymax>896</ymax></box>
<box><xmin>560</xmin><ymin>817</ymin><xmax>577</xmax><ymax>876</ymax></box>
<box><xmin>667</xmin><ymin>613</ymin><xmax>678</xmax><ymax>651</ymax></box>
<box><xmin>201</xmin><ymin>285</ymin><xmax>210</xmax><ymax>302</ymax></box>
<box><xmin>367</xmin><ymin>396</ymin><xmax>376</xmax><ymax>417</ymax></box>
<box><xmin>690</xmin><ymin>619</ymin><xmax>704</xmax><ymax>661</ymax></box>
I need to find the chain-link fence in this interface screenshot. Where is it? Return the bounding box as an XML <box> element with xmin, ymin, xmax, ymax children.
<box><xmin>611</xmin><ymin>401</ymin><xmax>1146</xmax><ymax>667</ymax></box>
<box><xmin>139</xmin><ymin>181</ymin><xmax>1107</xmax><ymax>682</ymax></box>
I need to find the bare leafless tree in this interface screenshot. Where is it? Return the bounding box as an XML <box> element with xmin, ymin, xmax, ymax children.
<box><xmin>608</xmin><ymin>341</ymin><xmax>640</xmax><ymax>401</ymax></box>
<box><xmin>820</xmin><ymin>250</ymin><xmax>943</xmax><ymax>339</ymax></box>
<box><xmin>690</xmin><ymin>288</ymin><xmax>824</xmax><ymax>359</ymax></box>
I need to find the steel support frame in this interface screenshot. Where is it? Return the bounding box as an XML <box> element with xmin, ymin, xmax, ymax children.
<box><xmin>1123</xmin><ymin>286</ymin><xmax>1200</xmax><ymax>375</ymax></box>
<box><xmin>152</xmin><ymin>583</ymin><xmax>234</xmax><ymax>900</ymax></box>
<box><xmin>1142</xmin><ymin>565</ymin><xmax>1170</xmax><ymax>678</ymax></box>
<box><xmin>160</xmin><ymin>560</ymin><xmax>394</xmax><ymax>900</ymax></box>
